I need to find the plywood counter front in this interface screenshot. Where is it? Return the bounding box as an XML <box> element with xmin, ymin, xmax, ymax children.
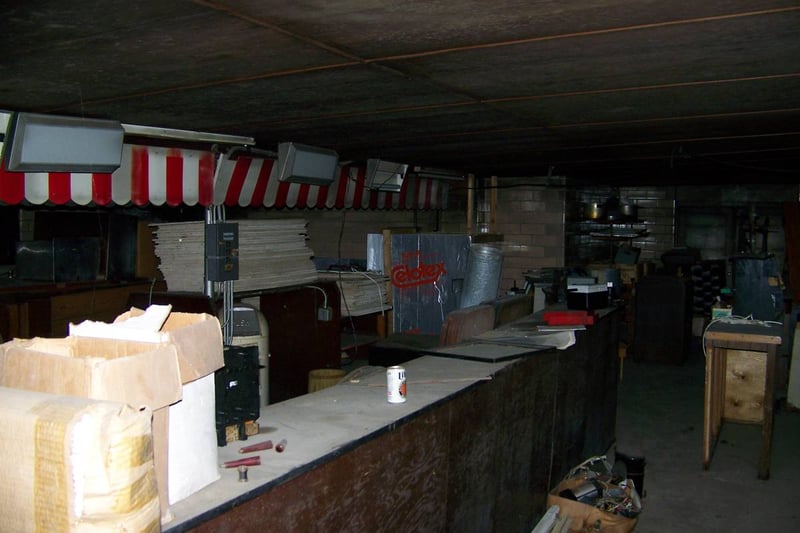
<box><xmin>165</xmin><ymin>308</ymin><xmax>621</xmax><ymax>532</ymax></box>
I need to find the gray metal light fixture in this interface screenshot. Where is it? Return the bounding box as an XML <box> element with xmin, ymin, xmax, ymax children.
<box><xmin>277</xmin><ymin>142</ymin><xmax>339</xmax><ymax>186</ymax></box>
<box><xmin>121</xmin><ymin>123</ymin><xmax>255</xmax><ymax>146</ymax></box>
<box><xmin>4</xmin><ymin>112</ymin><xmax>124</xmax><ymax>172</ymax></box>
<box><xmin>365</xmin><ymin>158</ymin><xmax>409</xmax><ymax>192</ymax></box>
<box><xmin>411</xmin><ymin>165</ymin><xmax>465</xmax><ymax>181</ymax></box>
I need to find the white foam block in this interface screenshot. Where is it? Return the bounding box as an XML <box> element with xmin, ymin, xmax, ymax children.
<box><xmin>168</xmin><ymin>373</ymin><xmax>220</xmax><ymax>505</ymax></box>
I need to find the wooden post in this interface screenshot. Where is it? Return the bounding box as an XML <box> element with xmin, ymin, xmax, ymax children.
<box><xmin>381</xmin><ymin>228</ymin><xmax>394</xmax><ymax>336</ymax></box>
<box><xmin>466</xmin><ymin>173</ymin><xmax>475</xmax><ymax>235</ymax></box>
<box><xmin>490</xmin><ymin>175</ymin><xmax>498</xmax><ymax>233</ymax></box>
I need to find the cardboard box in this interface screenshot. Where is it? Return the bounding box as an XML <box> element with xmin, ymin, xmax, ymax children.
<box><xmin>93</xmin><ymin>309</ymin><xmax>225</xmax><ymax>515</ymax></box>
<box><xmin>115</xmin><ymin>308</ymin><xmax>224</xmax><ymax>384</ymax></box>
<box><xmin>0</xmin><ymin>386</ymin><xmax>160</xmax><ymax>532</ymax></box>
<box><xmin>0</xmin><ymin>335</ymin><xmax>181</xmax><ymax>524</ymax></box>
<box><xmin>0</xmin><ymin>336</ymin><xmax>182</xmax><ymax>410</ymax></box>
<box><xmin>1</xmin><ymin>309</ymin><xmax>225</xmax><ymax>523</ymax></box>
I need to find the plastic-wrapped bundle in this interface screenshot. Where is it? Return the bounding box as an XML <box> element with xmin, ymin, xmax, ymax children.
<box><xmin>0</xmin><ymin>386</ymin><xmax>159</xmax><ymax>533</ymax></box>
<box><xmin>459</xmin><ymin>244</ymin><xmax>504</xmax><ymax>309</ymax></box>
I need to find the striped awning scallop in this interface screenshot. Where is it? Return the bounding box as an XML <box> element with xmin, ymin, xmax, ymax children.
<box><xmin>0</xmin><ymin>145</ymin><xmax>448</xmax><ymax>210</ymax></box>
<box><xmin>0</xmin><ymin>144</ymin><xmax>215</xmax><ymax>207</ymax></box>
<box><xmin>213</xmin><ymin>155</ymin><xmax>448</xmax><ymax>210</ymax></box>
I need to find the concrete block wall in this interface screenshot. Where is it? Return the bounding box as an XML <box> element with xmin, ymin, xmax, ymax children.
<box><xmin>566</xmin><ymin>185</ymin><xmax>675</xmax><ymax>268</ymax></box>
<box><xmin>621</xmin><ymin>187</ymin><xmax>676</xmax><ymax>264</ymax></box>
<box><xmin>494</xmin><ymin>179</ymin><xmax>565</xmax><ymax>293</ymax></box>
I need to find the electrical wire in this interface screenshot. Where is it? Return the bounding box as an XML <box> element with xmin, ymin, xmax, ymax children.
<box><xmin>351</xmin><ymin>269</ymin><xmax>387</xmax><ymax>315</ymax></box>
<box><xmin>303</xmin><ymin>284</ymin><xmax>328</xmax><ymax>309</ymax></box>
<box><xmin>701</xmin><ymin>313</ymin><xmax>783</xmax><ymax>358</ymax></box>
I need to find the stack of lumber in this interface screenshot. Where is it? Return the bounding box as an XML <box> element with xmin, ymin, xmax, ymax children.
<box><xmin>317</xmin><ymin>271</ymin><xmax>390</xmax><ymax>316</ymax></box>
<box><xmin>151</xmin><ymin>219</ymin><xmax>318</xmax><ymax>293</ymax></box>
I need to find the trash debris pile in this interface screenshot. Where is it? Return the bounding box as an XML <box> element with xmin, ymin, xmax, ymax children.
<box><xmin>557</xmin><ymin>455</ymin><xmax>643</xmax><ymax>520</ymax></box>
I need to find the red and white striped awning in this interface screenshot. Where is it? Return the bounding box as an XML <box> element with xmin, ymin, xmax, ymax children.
<box><xmin>0</xmin><ymin>144</ymin><xmax>215</xmax><ymax>207</ymax></box>
<box><xmin>0</xmin><ymin>146</ymin><xmax>448</xmax><ymax>210</ymax></box>
<box><xmin>214</xmin><ymin>155</ymin><xmax>448</xmax><ymax>210</ymax></box>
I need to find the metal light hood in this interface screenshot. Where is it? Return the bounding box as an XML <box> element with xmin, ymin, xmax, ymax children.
<box><xmin>366</xmin><ymin>158</ymin><xmax>409</xmax><ymax>192</ymax></box>
<box><xmin>121</xmin><ymin>123</ymin><xmax>255</xmax><ymax>146</ymax></box>
<box><xmin>411</xmin><ymin>165</ymin><xmax>465</xmax><ymax>181</ymax></box>
<box><xmin>4</xmin><ymin>112</ymin><xmax>124</xmax><ymax>173</ymax></box>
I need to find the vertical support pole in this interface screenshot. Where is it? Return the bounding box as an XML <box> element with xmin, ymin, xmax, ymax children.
<box><xmin>490</xmin><ymin>175</ymin><xmax>498</xmax><ymax>234</ymax></box>
<box><xmin>382</xmin><ymin>228</ymin><xmax>394</xmax><ymax>336</ymax></box>
<box><xmin>466</xmin><ymin>173</ymin><xmax>475</xmax><ymax>235</ymax></box>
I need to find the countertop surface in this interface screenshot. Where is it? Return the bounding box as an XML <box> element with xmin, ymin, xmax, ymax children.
<box><xmin>163</xmin><ymin>307</ymin><xmax>619</xmax><ymax>531</ymax></box>
<box><xmin>164</xmin><ymin>354</ymin><xmax>521</xmax><ymax>531</ymax></box>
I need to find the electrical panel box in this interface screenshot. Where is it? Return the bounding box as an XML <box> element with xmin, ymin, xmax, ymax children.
<box><xmin>205</xmin><ymin>222</ymin><xmax>239</xmax><ymax>281</ymax></box>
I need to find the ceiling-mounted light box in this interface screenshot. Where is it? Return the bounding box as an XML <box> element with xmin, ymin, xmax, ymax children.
<box><xmin>4</xmin><ymin>112</ymin><xmax>124</xmax><ymax>173</ymax></box>
<box><xmin>365</xmin><ymin>159</ymin><xmax>409</xmax><ymax>192</ymax></box>
<box><xmin>411</xmin><ymin>165</ymin><xmax>465</xmax><ymax>181</ymax></box>
<box><xmin>277</xmin><ymin>142</ymin><xmax>339</xmax><ymax>186</ymax></box>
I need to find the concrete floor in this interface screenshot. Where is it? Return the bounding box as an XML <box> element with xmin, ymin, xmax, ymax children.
<box><xmin>615</xmin><ymin>342</ymin><xmax>800</xmax><ymax>532</ymax></box>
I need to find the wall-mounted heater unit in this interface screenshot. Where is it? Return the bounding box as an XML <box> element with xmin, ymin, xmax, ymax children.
<box><xmin>365</xmin><ymin>158</ymin><xmax>409</xmax><ymax>192</ymax></box>
<box><xmin>3</xmin><ymin>112</ymin><xmax>124</xmax><ymax>172</ymax></box>
<box><xmin>277</xmin><ymin>142</ymin><xmax>339</xmax><ymax>186</ymax></box>
<box><xmin>411</xmin><ymin>165</ymin><xmax>465</xmax><ymax>181</ymax></box>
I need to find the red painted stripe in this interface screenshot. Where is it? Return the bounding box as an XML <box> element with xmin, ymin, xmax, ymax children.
<box><xmin>0</xmin><ymin>162</ymin><xmax>25</xmax><ymax>204</ymax></box>
<box><xmin>274</xmin><ymin>180</ymin><xmax>291</xmax><ymax>208</ymax></box>
<box><xmin>398</xmin><ymin>175</ymin><xmax>410</xmax><ymax>208</ymax></box>
<box><xmin>423</xmin><ymin>179</ymin><xmax>433</xmax><ymax>209</ymax></box>
<box><xmin>48</xmin><ymin>173</ymin><xmax>71</xmax><ymax>204</ymax></box>
<box><xmin>352</xmin><ymin>166</ymin><xmax>365</xmax><ymax>208</ymax></box>
<box><xmin>334</xmin><ymin>166</ymin><xmax>349</xmax><ymax>208</ymax></box>
<box><xmin>198</xmin><ymin>152</ymin><xmax>215</xmax><ymax>206</ymax></box>
<box><xmin>250</xmin><ymin>158</ymin><xmax>273</xmax><ymax>207</ymax></box>
<box><xmin>225</xmin><ymin>158</ymin><xmax>250</xmax><ymax>205</ymax></box>
<box><xmin>131</xmin><ymin>146</ymin><xmax>149</xmax><ymax>206</ymax></box>
<box><xmin>315</xmin><ymin>183</ymin><xmax>330</xmax><ymax>209</ymax></box>
<box><xmin>92</xmin><ymin>173</ymin><xmax>113</xmax><ymax>205</ymax></box>
<box><xmin>296</xmin><ymin>183</ymin><xmax>310</xmax><ymax>208</ymax></box>
<box><xmin>368</xmin><ymin>188</ymin><xmax>378</xmax><ymax>209</ymax></box>
<box><xmin>166</xmin><ymin>151</ymin><xmax>183</xmax><ymax>206</ymax></box>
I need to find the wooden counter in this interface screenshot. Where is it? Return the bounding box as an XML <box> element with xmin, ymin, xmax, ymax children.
<box><xmin>165</xmin><ymin>307</ymin><xmax>621</xmax><ymax>532</ymax></box>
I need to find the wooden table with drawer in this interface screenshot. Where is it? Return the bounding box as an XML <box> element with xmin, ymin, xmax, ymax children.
<box><xmin>703</xmin><ymin>320</ymin><xmax>783</xmax><ymax>479</ymax></box>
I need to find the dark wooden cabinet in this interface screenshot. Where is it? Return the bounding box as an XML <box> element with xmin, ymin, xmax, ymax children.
<box><xmin>632</xmin><ymin>275</ymin><xmax>692</xmax><ymax>364</ymax></box>
<box><xmin>259</xmin><ymin>282</ymin><xmax>341</xmax><ymax>403</ymax></box>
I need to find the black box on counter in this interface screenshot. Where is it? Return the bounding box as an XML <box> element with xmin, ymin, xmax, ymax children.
<box><xmin>566</xmin><ymin>284</ymin><xmax>609</xmax><ymax>310</ymax></box>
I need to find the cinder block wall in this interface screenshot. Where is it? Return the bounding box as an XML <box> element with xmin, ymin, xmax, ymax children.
<box><xmin>566</xmin><ymin>186</ymin><xmax>676</xmax><ymax>267</ymax></box>
<box><xmin>494</xmin><ymin>178</ymin><xmax>566</xmax><ymax>293</ymax></box>
<box><xmin>620</xmin><ymin>187</ymin><xmax>676</xmax><ymax>264</ymax></box>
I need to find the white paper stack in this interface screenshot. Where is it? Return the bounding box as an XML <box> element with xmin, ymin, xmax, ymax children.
<box><xmin>317</xmin><ymin>271</ymin><xmax>391</xmax><ymax>316</ymax></box>
<box><xmin>151</xmin><ymin>219</ymin><xmax>319</xmax><ymax>293</ymax></box>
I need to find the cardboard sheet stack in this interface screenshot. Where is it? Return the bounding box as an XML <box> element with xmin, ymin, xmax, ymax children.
<box><xmin>317</xmin><ymin>271</ymin><xmax>391</xmax><ymax>316</ymax></box>
<box><xmin>151</xmin><ymin>219</ymin><xmax>318</xmax><ymax>292</ymax></box>
<box><xmin>0</xmin><ymin>387</ymin><xmax>159</xmax><ymax>532</ymax></box>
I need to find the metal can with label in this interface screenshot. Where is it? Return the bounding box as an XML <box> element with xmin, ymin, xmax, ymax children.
<box><xmin>386</xmin><ymin>365</ymin><xmax>407</xmax><ymax>403</ymax></box>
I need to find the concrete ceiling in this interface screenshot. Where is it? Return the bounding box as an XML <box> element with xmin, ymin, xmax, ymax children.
<box><xmin>2</xmin><ymin>1</ymin><xmax>799</xmax><ymax>186</ymax></box>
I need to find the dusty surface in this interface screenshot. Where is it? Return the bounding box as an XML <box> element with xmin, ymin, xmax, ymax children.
<box><xmin>615</xmin><ymin>343</ymin><xmax>800</xmax><ymax>532</ymax></box>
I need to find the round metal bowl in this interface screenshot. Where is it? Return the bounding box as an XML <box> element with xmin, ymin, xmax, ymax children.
<box><xmin>584</xmin><ymin>202</ymin><xmax>606</xmax><ymax>220</ymax></box>
<box><xmin>620</xmin><ymin>202</ymin><xmax>638</xmax><ymax>219</ymax></box>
